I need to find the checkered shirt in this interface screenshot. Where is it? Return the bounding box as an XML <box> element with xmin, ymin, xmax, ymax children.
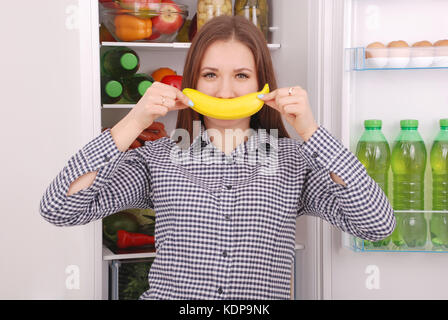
<box><xmin>39</xmin><ymin>124</ymin><xmax>395</xmax><ymax>300</ymax></box>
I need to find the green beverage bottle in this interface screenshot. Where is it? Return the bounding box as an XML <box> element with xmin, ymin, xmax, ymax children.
<box><xmin>391</xmin><ymin>119</ymin><xmax>427</xmax><ymax>249</ymax></box>
<box><xmin>101</xmin><ymin>47</ymin><xmax>139</xmax><ymax>78</ymax></box>
<box><xmin>101</xmin><ymin>76</ymin><xmax>123</xmax><ymax>104</ymax></box>
<box><xmin>355</xmin><ymin>120</ymin><xmax>391</xmax><ymax>249</ymax></box>
<box><xmin>430</xmin><ymin>119</ymin><xmax>448</xmax><ymax>249</ymax></box>
<box><xmin>122</xmin><ymin>73</ymin><xmax>154</xmax><ymax>103</ymax></box>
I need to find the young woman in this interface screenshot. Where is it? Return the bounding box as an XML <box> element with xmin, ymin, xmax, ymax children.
<box><xmin>40</xmin><ymin>16</ymin><xmax>395</xmax><ymax>300</ymax></box>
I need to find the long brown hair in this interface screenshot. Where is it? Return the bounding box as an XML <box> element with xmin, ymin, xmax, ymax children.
<box><xmin>176</xmin><ymin>15</ymin><xmax>290</xmax><ymax>143</ymax></box>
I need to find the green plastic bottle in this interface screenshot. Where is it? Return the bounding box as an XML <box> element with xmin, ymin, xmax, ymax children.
<box><xmin>355</xmin><ymin>120</ymin><xmax>391</xmax><ymax>249</ymax></box>
<box><xmin>430</xmin><ymin>119</ymin><xmax>448</xmax><ymax>249</ymax></box>
<box><xmin>122</xmin><ymin>73</ymin><xmax>154</xmax><ymax>103</ymax></box>
<box><xmin>101</xmin><ymin>47</ymin><xmax>139</xmax><ymax>78</ymax></box>
<box><xmin>391</xmin><ymin>120</ymin><xmax>427</xmax><ymax>249</ymax></box>
<box><xmin>101</xmin><ymin>76</ymin><xmax>123</xmax><ymax>104</ymax></box>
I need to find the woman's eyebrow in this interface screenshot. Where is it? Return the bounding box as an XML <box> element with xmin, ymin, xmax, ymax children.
<box><xmin>200</xmin><ymin>67</ymin><xmax>253</xmax><ymax>72</ymax></box>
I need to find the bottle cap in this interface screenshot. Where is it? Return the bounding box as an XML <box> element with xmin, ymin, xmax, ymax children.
<box><xmin>364</xmin><ymin>119</ymin><xmax>382</xmax><ymax>129</ymax></box>
<box><xmin>138</xmin><ymin>80</ymin><xmax>153</xmax><ymax>96</ymax></box>
<box><xmin>105</xmin><ymin>80</ymin><xmax>123</xmax><ymax>98</ymax></box>
<box><xmin>440</xmin><ymin>119</ymin><xmax>448</xmax><ymax>128</ymax></box>
<box><xmin>120</xmin><ymin>53</ymin><xmax>139</xmax><ymax>70</ymax></box>
<box><xmin>400</xmin><ymin>119</ymin><xmax>418</xmax><ymax>128</ymax></box>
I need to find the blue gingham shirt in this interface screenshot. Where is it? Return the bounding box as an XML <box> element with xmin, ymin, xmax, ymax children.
<box><xmin>39</xmin><ymin>124</ymin><xmax>395</xmax><ymax>300</ymax></box>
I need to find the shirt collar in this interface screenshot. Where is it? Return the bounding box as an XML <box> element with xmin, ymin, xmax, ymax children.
<box><xmin>190</xmin><ymin>123</ymin><xmax>277</xmax><ymax>157</ymax></box>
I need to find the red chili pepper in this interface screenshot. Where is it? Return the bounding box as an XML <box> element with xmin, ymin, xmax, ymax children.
<box><xmin>117</xmin><ymin>230</ymin><xmax>155</xmax><ymax>248</ymax></box>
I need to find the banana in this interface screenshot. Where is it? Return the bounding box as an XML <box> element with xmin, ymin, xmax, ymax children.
<box><xmin>182</xmin><ymin>84</ymin><xmax>270</xmax><ymax>120</ymax></box>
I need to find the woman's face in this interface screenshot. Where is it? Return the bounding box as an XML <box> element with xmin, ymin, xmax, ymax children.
<box><xmin>196</xmin><ymin>39</ymin><xmax>259</xmax><ymax>127</ymax></box>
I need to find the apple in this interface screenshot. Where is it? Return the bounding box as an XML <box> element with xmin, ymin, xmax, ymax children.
<box><xmin>100</xmin><ymin>0</ymin><xmax>121</xmax><ymax>9</ymax></box>
<box><xmin>151</xmin><ymin>0</ymin><xmax>184</xmax><ymax>35</ymax></box>
<box><xmin>118</xmin><ymin>0</ymin><xmax>162</xmax><ymax>11</ymax></box>
<box><xmin>161</xmin><ymin>75</ymin><xmax>183</xmax><ymax>90</ymax></box>
<box><xmin>147</xmin><ymin>30</ymin><xmax>161</xmax><ymax>41</ymax></box>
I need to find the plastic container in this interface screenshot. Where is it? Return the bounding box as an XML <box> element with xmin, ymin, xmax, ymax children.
<box><xmin>430</xmin><ymin>119</ymin><xmax>448</xmax><ymax>249</ymax></box>
<box><xmin>101</xmin><ymin>1</ymin><xmax>188</xmax><ymax>42</ymax></box>
<box><xmin>355</xmin><ymin>120</ymin><xmax>391</xmax><ymax>249</ymax></box>
<box><xmin>234</xmin><ymin>0</ymin><xmax>269</xmax><ymax>40</ymax></box>
<box><xmin>409</xmin><ymin>46</ymin><xmax>434</xmax><ymax>68</ymax></box>
<box><xmin>197</xmin><ymin>0</ymin><xmax>232</xmax><ymax>31</ymax></box>
<box><xmin>391</xmin><ymin>120</ymin><xmax>427</xmax><ymax>249</ymax></box>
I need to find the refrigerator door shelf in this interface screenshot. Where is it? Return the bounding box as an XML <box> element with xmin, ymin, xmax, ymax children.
<box><xmin>346</xmin><ymin>47</ymin><xmax>448</xmax><ymax>71</ymax></box>
<box><xmin>343</xmin><ymin>210</ymin><xmax>448</xmax><ymax>253</ymax></box>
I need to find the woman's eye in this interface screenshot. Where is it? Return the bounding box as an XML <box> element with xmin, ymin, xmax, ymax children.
<box><xmin>203</xmin><ymin>73</ymin><xmax>216</xmax><ymax>79</ymax></box>
<box><xmin>236</xmin><ymin>73</ymin><xmax>249</xmax><ymax>79</ymax></box>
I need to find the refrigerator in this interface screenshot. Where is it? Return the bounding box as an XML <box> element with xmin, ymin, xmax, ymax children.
<box><xmin>1</xmin><ymin>0</ymin><xmax>447</xmax><ymax>300</ymax></box>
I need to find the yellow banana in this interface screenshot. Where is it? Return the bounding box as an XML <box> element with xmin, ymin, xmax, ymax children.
<box><xmin>182</xmin><ymin>84</ymin><xmax>270</xmax><ymax>120</ymax></box>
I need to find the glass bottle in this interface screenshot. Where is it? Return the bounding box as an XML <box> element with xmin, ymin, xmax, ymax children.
<box><xmin>197</xmin><ymin>0</ymin><xmax>233</xmax><ymax>31</ymax></box>
<box><xmin>235</xmin><ymin>0</ymin><xmax>269</xmax><ymax>40</ymax></box>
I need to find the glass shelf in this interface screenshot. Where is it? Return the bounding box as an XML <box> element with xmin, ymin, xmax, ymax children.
<box><xmin>346</xmin><ymin>47</ymin><xmax>448</xmax><ymax>71</ymax></box>
<box><xmin>101</xmin><ymin>41</ymin><xmax>281</xmax><ymax>50</ymax></box>
<box><xmin>345</xmin><ymin>210</ymin><xmax>448</xmax><ymax>253</ymax></box>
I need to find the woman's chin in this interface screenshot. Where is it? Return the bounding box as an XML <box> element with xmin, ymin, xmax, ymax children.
<box><xmin>205</xmin><ymin>116</ymin><xmax>250</xmax><ymax>128</ymax></box>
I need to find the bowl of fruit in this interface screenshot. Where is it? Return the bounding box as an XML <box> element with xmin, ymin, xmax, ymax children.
<box><xmin>100</xmin><ymin>0</ymin><xmax>189</xmax><ymax>43</ymax></box>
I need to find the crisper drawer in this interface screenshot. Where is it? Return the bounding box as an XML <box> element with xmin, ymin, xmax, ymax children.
<box><xmin>109</xmin><ymin>258</ymin><xmax>154</xmax><ymax>300</ymax></box>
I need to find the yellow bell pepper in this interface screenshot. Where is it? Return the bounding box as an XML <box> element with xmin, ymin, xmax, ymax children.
<box><xmin>114</xmin><ymin>14</ymin><xmax>152</xmax><ymax>41</ymax></box>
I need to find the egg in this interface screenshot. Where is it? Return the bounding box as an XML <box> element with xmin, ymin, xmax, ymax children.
<box><xmin>433</xmin><ymin>39</ymin><xmax>448</xmax><ymax>67</ymax></box>
<box><xmin>366</xmin><ymin>42</ymin><xmax>387</xmax><ymax>58</ymax></box>
<box><xmin>365</xmin><ymin>42</ymin><xmax>388</xmax><ymax>68</ymax></box>
<box><xmin>387</xmin><ymin>40</ymin><xmax>410</xmax><ymax>57</ymax></box>
<box><xmin>410</xmin><ymin>40</ymin><xmax>434</xmax><ymax>67</ymax></box>
<box><xmin>387</xmin><ymin>40</ymin><xmax>410</xmax><ymax>68</ymax></box>
<box><xmin>434</xmin><ymin>39</ymin><xmax>448</xmax><ymax>56</ymax></box>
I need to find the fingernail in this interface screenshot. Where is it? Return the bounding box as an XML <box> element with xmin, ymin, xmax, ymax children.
<box><xmin>188</xmin><ymin>100</ymin><xmax>194</xmax><ymax>107</ymax></box>
<box><xmin>257</xmin><ymin>94</ymin><xmax>265</xmax><ymax>99</ymax></box>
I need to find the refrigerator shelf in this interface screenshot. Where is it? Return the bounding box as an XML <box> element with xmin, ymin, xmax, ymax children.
<box><xmin>344</xmin><ymin>210</ymin><xmax>448</xmax><ymax>253</ymax></box>
<box><xmin>102</xmin><ymin>104</ymin><xmax>134</xmax><ymax>109</ymax></box>
<box><xmin>101</xmin><ymin>41</ymin><xmax>281</xmax><ymax>50</ymax></box>
<box><xmin>346</xmin><ymin>47</ymin><xmax>448</xmax><ymax>71</ymax></box>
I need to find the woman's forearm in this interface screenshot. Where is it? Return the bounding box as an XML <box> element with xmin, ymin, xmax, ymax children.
<box><xmin>66</xmin><ymin>111</ymin><xmax>148</xmax><ymax>196</ymax></box>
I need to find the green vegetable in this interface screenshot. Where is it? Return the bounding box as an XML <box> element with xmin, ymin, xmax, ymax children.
<box><xmin>125</xmin><ymin>208</ymin><xmax>156</xmax><ymax>225</ymax></box>
<box><xmin>120</xmin><ymin>259</ymin><xmax>153</xmax><ymax>300</ymax></box>
<box><xmin>103</xmin><ymin>212</ymin><xmax>140</xmax><ymax>243</ymax></box>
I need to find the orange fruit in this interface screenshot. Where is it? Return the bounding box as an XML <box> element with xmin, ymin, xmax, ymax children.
<box><xmin>151</xmin><ymin>67</ymin><xmax>177</xmax><ymax>82</ymax></box>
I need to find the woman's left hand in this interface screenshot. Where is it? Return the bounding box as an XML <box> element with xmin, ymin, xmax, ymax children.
<box><xmin>259</xmin><ymin>86</ymin><xmax>319</xmax><ymax>141</ymax></box>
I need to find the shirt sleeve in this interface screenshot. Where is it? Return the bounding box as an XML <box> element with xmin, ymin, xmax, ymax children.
<box><xmin>39</xmin><ymin>128</ymin><xmax>154</xmax><ymax>227</ymax></box>
<box><xmin>296</xmin><ymin>126</ymin><xmax>396</xmax><ymax>242</ymax></box>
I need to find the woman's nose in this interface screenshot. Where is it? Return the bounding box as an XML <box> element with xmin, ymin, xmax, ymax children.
<box><xmin>215</xmin><ymin>80</ymin><xmax>235</xmax><ymax>99</ymax></box>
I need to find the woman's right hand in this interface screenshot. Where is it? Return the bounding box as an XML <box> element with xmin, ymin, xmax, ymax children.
<box><xmin>130</xmin><ymin>81</ymin><xmax>193</xmax><ymax>131</ymax></box>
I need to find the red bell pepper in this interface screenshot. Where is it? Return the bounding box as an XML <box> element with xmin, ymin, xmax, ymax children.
<box><xmin>117</xmin><ymin>230</ymin><xmax>155</xmax><ymax>248</ymax></box>
<box><xmin>161</xmin><ymin>75</ymin><xmax>183</xmax><ymax>90</ymax></box>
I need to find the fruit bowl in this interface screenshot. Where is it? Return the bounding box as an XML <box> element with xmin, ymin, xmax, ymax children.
<box><xmin>100</xmin><ymin>0</ymin><xmax>188</xmax><ymax>43</ymax></box>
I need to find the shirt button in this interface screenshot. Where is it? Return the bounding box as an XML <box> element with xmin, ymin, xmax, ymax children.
<box><xmin>311</xmin><ymin>152</ymin><xmax>318</xmax><ymax>158</ymax></box>
<box><xmin>104</xmin><ymin>155</ymin><xmax>111</xmax><ymax>162</ymax></box>
<box><xmin>225</xmin><ymin>215</ymin><xmax>231</xmax><ymax>221</ymax></box>
<box><xmin>222</xmin><ymin>251</ymin><xmax>228</xmax><ymax>257</ymax></box>
<box><xmin>218</xmin><ymin>287</ymin><xmax>223</xmax><ymax>294</ymax></box>
<box><xmin>226</xmin><ymin>185</ymin><xmax>232</xmax><ymax>190</ymax></box>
